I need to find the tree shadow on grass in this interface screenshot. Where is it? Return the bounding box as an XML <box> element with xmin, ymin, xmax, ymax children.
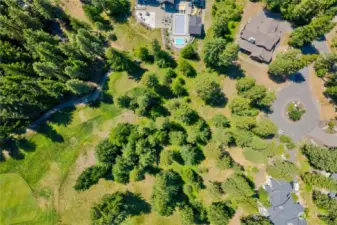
<box><xmin>17</xmin><ymin>138</ymin><xmax>36</xmax><ymax>152</ymax></box>
<box><xmin>124</xmin><ymin>191</ymin><xmax>152</xmax><ymax>215</ymax></box>
<box><xmin>215</xmin><ymin>64</ymin><xmax>245</xmax><ymax>79</ymax></box>
<box><xmin>49</xmin><ymin>106</ymin><xmax>76</xmax><ymax>126</ymax></box>
<box><xmin>37</xmin><ymin>123</ymin><xmax>64</xmax><ymax>143</ymax></box>
<box><xmin>128</xmin><ymin>66</ymin><xmax>147</xmax><ymax>81</ymax></box>
<box><xmin>206</xmin><ymin>93</ymin><xmax>228</xmax><ymax>108</ymax></box>
<box><xmin>2</xmin><ymin>138</ymin><xmax>25</xmax><ymax>160</ymax></box>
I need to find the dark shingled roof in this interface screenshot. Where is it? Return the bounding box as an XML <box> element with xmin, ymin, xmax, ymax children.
<box><xmin>189</xmin><ymin>16</ymin><xmax>202</xmax><ymax>35</ymax></box>
<box><xmin>157</xmin><ymin>0</ymin><xmax>174</xmax><ymax>4</ymax></box>
<box><xmin>239</xmin><ymin>12</ymin><xmax>283</xmax><ymax>63</ymax></box>
<box><xmin>265</xmin><ymin>179</ymin><xmax>307</xmax><ymax>225</ymax></box>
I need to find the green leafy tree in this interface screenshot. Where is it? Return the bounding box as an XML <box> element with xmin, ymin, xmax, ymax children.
<box><xmin>302</xmin><ymin>173</ymin><xmax>337</xmax><ymax>191</ymax></box>
<box><xmin>314</xmin><ymin>53</ymin><xmax>337</xmax><ymax>78</ymax></box>
<box><xmin>180</xmin><ymin>145</ymin><xmax>204</xmax><ymax>165</ymax></box>
<box><xmin>219</xmin><ymin>43</ymin><xmax>239</xmax><ymax>68</ymax></box>
<box><xmin>208</xmin><ymin>201</ymin><xmax>234</xmax><ymax>225</ymax></box>
<box><xmin>33</xmin><ymin>61</ymin><xmax>67</xmax><ymax>80</ymax></box>
<box><xmin>180</xmin><ymin>44</ymin><xmax>198</xmax><ymax>60</ymax></box>
<box><xmin>234</xmin><ymin>130</ymin><xmax>253</xmax><ymax>147</ymax></box>
<box><xmin>241</xmin><ymin>215</ymin><xmax>272</xmax><ymax>225</ymax></box>
<box><xmin>213</xmin><ymin>15</ymin><xmax>229</xmax><ymax>38</ymax></box>
<box><xmin>301</xmin><ymin>144</ymin><xmax>337</xmax><ymax>173</ymax></box>
<box><xmin>267</xmin><ymin>160</ymin><xmax>298</xmax><ymax>181</ymax></box>
<box><xmin>109</xmin><ymin>123</ymin><xmax>134</xmax><ymax>147</ymax></box>
<box><xmin>195</xmin><ymin>75</ymin><xmax>225</xmax><ymax>106</ymax></box>
<box><xmin>66</xmin><ymin>79</ymin><xmax>94</xmax><ymax>95</ymax></box>
<box><xmin>312</xmin><ymin>191</ymin><xmax>337</xmax><ymax>215</ymax></box>
<box><xmin>168</xmin><ymin>100</ymin><xmax>197</xmax><ymax>125</ymax></box>
<box><xmin>179</xmin><ymin>205</ymin><xmax>194</xmax><ymax>225</ymax></box>
<box><xmin>203</xmin><ymin>38</ymin><xmax>227</xmax><ymax>68</ymax></box>
<box><xmin>289</xmin><ymin>15</ymin><xmax>335</xmax><ymax>47</ymax></box>
<box><xmin>234</xmin><ymin>116</ymin><xmax>256</xmax><ymax>130</ymax></box>
<box><xmin>95</xmin><ymin>139</ymin><xmax>121</xmax><ymax>164</ymax></box>
<box><xmin>221</xmin><ymin>174</ymin><xmax>254</xmax><ymax>198</ymax></box>
<box><xmin>169</xmin><ymin>131</ymin><xmax>187</xmax><ymax>146</ymax></box>
<box><xmin>74</xmin><ymin>166</ymin><xmax>108</xmax><ymax>191</ymax></box>
<box><xmin>105</xmin><ymin>47</ymin><xmax>136</xmax><ymax>72</ymax></box>
<box><xmin>228</xmin><ymin>97</ymin><xmax>258</xmax><ymax>116</ymax></box>
<box><xmin>102</xmin><ymin>0</ymin><xmax>130</xmax><ymax>17</ymax></box>
<box><xmin>171</xmin><ymin>77</ymin><xmax>187</xmax><ymax>96</ymax></box>
<box><xmin>151</xmin><ymin>170</ymin><xmax>182</xmax><ymax>216</ymax></box>
<box><xmin>135</xmin><ymin>46</ymin><xmax>151</xmax><ymax>62</ymax></box>
<box><xmin>112</xmin><ymin>156</ymin><xmax>133</xmax><ymax>184</ymax></box>
<box><xmin>76</xmin><ymin>29</ymin><xmax>104</xmax><ymax>59</ymax></box>
<box><xmin>141</xmin><ymin>72</ymin><xmax>159</xmax><ymax>89</ymax></box>
<box><xmin>160</xmin><ymin>150</ymin><xmax>176</xmax><ymax>167</ymax></box>
<box><xmin>253</xmin><ymin>118</ymin><xmax>278</xmax><ymax>138</ymax></box>
<box><xmin>211</xmin><ymin>114</ymin><xmax>230</xmax><ymax>128</ymax></box>
<box><xmin>161</xmin><ymin>68</ymin><xmax>177</xmax><ymax>85</ymax></box>
<box><xmin>91</xmin><ymin>191</ymin><xmax>150</xmax><ymax>225</ymax></box>
<box><xmin>178</xmin><ymin>59</ymin><xmax>196</xmax><ymax>77</ymax></box>
<box><xmin>268</xmin><ymin>49</ymin><xmax>314</xmax><ymax>77</ymax></box>
<box><xmin>236</xmin><ymin>77</ymin><xmax>256</xmax><ymax>93</ymax></box>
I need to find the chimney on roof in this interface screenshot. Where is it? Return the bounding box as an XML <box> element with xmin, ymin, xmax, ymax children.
<box><xmin>248</xmin><ymin>37</ymin><xmax>256</xmax><ymax>44</ymax></box>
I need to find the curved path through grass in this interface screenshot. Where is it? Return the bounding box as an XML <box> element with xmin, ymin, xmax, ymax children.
<box><xmin>28</xmin><ymin>72</ymin><xmax>112</xmax><ymax>130</ymax></box>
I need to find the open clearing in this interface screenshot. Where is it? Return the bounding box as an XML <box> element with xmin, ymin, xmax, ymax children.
<box><xmin>0</xmin><ymin>173</ymin><xmax>38</xmax><ymax>225</ymax></box>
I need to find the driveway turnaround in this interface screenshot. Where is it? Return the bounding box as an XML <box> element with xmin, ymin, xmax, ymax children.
<box><xmin>268</xmin><ymin>40</ymin><xmax>337</xmax><ymax>146</ymax></box>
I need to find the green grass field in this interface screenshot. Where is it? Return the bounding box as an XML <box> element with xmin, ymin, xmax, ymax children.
<box><xmin>243</xmin><ymin>148</ymin><xmax>268</xmax><ymax>164</ymax></box>
<box><xmin>0</xmin><ymin>174</ymin><xmax>38</xmax><ymax>225</ymax></box>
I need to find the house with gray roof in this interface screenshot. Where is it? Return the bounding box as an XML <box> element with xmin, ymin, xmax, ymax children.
<box><xmin>239</xmin><ymin>12</ymin><xmax>283</xmax><ymax>63</ymax></box>
<box><xmin>263</xmin><ymin>178</ymin><xmax>307</xmax><ymax>225</ymax></box>
<box><xmin>189</xmin><ymin>15</ymin><xmax>202</xmax><ymax>35</ymax></box>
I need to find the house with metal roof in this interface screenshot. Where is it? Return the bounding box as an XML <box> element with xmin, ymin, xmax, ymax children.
<box><xmin>262</xmin><ymin>178</ymin><xmax>307</xmax><ymax>225</ymax></box>
<box><xmin>239</xmin><ymin>12</ymin><xmax>284</xmax><ymax>63</ymax></box>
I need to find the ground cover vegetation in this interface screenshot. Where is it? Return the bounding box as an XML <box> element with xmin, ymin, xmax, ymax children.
<box><xmin>287</xmin><ymin>102</ymin><xmax>306</xmax><ymax>121</ymax></box>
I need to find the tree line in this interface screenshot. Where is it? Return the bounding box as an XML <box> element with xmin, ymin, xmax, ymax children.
<box><xmin>0</xmin><ymin>0</ymin><xmax>107</xmax><ymax>146</ymax></box>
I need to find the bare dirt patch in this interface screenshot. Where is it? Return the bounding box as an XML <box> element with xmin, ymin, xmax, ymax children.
<box><xmin>59</xmin><ymin>0</ymin><xmax>89</xmax><ymax>23</ymax></box>
<box><xmin>238</xmin><ymin>54</ymin><xmax>286</xmax><ymax>91</ymax></box>
<box><xmin>229</xmin><ymin>208</ymin><xmax>246</xmax><ymax>225</ymax></box>
<box><xmin>326</xmin><ymin>25</ymin><xmax>337</xmax><ymax>53</ymax></box>
<box><xmin>227</xmin><ymin>147</ymin><xmax>267</xmax><ymax>187</ymax></box>
<box><xmin>308</xmin><ymin>66</ymin><xmax>336</xmax><ymax>120</ymax></box>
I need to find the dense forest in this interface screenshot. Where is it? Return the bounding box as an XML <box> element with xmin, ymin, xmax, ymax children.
<box><xmin>0</xmin><ymin>0</ymin><xmax>110</xmax><ymax>146</ymax></box>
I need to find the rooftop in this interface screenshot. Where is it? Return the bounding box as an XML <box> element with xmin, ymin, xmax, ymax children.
<box><xmin>264</xmin><ymin>179</ymin><xmax>307</xmax><ymax>225</ymax></box>
<box><xmin>239</xmin><ymin>12</ymin><xmax>284</xmax><ymax>63</ymax></box>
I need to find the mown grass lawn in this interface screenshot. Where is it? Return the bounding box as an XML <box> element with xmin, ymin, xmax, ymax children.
<box><xmin>0</xmin><ymin>103</ymin><xmax>123</xmax><ymax>224</ymax></box>
<box><xmin>0</xmin><ymin>173</ymin><xmax>38</xmax><ymax>225</ymax></box>
<box><xmin>243</xmin><ymin>148</ymin><xmax>268</xmax><ymax>164</ymax></box>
